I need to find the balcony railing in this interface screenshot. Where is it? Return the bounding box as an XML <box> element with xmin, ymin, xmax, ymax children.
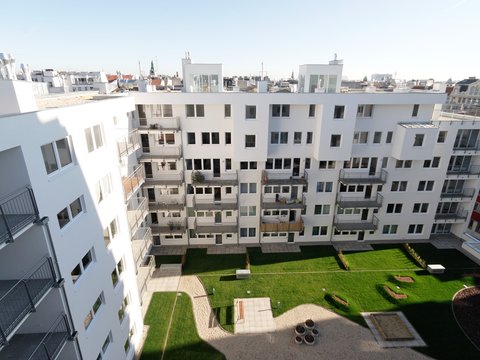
<box><xmin>260</xmin><ymin>217</ymin><xmax>304</xmax><ymax>232</ymax></box>
<box><xmin>261</xmin><ymin>170</ymin><xmax>308</xmax><ymax>185</ymax></box>
<box><xmin>122</xmin><ymin>165</ymin><xmax>145</xmax><ymax>202</ymax></box>
<box><xmin>139</xmin><ymin>145</ymin><xmax>182</xmax><ymax>159</ymax></box>
<box><xmin>336</xmin><ymin>193</ymin><xmax>383</xmax><ymax>208</ymax></box>
<box><xmin>127</xmin><ymin>197</ymin><xmax>148</xmax><ymax>236</ymax></box>
<box><xmin>149</xmin><ymin>195</ymin><xmax>185</xmax><ymax>211</ymax></box>
<box><xmin>261</xmin><ymin>194</ymin><xmax>306</xmax><ymax>210</ymax></box>
<box><xmin>193</xmin><ymin>195</ymin><xmax>238</xmax><ymax>210</ymax></box>
<box><xmin>435</xmin><ymin>209</ymin><xmax>469</xmax><ymax>221</ymax></box>
<box><xmin>150</xmin><ymin>218</ymin><xmax>187</xmax><ymax>234</ymax></box>
<box><xmin>446</xmin><ymin>166</ymin><xmax>480</xmax><ymax>176</ymax></box>
<box><xmin>440</xmin><ymin>188</ymin><xmax>475</xmax><ymax>199</ymax></box>
<box><xmin>135</xmin><ymin>116</ymin><xmax>180</xmax><ymax>131</ymax></box>
<box><xmin>339</xmin><ymin>169</ymin><xmax>388</xmax><ymax>184</ymax></box>
<box><xmin>191</xmin><ymin>171</ymin><xmax>238</xmax><ymax>186</ymax></box>
<box><xmin>0</xmin><ymin>257</ymin><xmax>57</xmax><ymax>346</ymax></box>
<box><xmin>0</xmin><ymin>187</ymin><xmax>39</xmax><ymax>246</ymax></box>
<box><xmin>132</xmin><ymin>227</ymin><xmax>152</xmax><ymax>269</ymax></box>
<box><xmin>333</xmin><ymin>215</ymin><xmax>379</xmax><ymax>231</ymax></box>
<box><xmin>1</xmin><ymin>313</ymin><xmax>71</xmax><ymax>359</ymax></box>
<box><xmin>137</xmin><ymin>255</ymin><xmax>155</xmax><ymax>298</ymax></box>
<box><xmin>117</xmin><ymin>129</ymin><xmax>141</xmax><ymax>158</ymax></box>
<box><xmin>453</xmin><ymin>139</ymin><xmax>480</xmax><ymax>153</ymax></box>
<box><xmin>144</xmin><ymin>171</ymin><xmax>184</xmax><ymax>186</ymax></box>
<box><xmin>194</xmin><ymin>218</ymin><xmax>238</xmax><ymax>233</ymax></box>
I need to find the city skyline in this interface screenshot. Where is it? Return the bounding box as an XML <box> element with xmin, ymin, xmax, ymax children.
<box><xmin>3</xmin><ymin>0</ymin><xmax>478</xmax><ymax>81</ymax></box>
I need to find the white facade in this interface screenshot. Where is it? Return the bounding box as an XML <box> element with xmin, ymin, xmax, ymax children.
<box><xmin>0</xmin><ymin>80</ymin><xmax>148</xmax><ymax>359</ymax></box>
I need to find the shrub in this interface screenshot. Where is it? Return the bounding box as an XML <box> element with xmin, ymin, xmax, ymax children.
<box><xmin>337</xmin><ymin>251</ymin><xmax>350</xmax><ymax>271</ymax></box>
<box><xmin>325</xmin><ymin>293</ymin><xmax>350</xmax><ymax>312</ymax></box>
<box><xmin>403</xmin><ymin>243</ymin><xmax>427</xmax><ymax>269</ymax></box>
<box><xmin>245</xmin><ymin>252</ymin><xmax>250</xmax><ymax>270</ymax></box>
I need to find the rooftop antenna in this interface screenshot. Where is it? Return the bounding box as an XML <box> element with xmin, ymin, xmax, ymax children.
<box><xmin>138</xmin><ymin>61</ymin><xmax>143</xmax><ymax>79</ymax></box>
<box><xmin>334</xmin><ymin>53</ymin><xmax>337</xmax><ymax>61</ymax></box>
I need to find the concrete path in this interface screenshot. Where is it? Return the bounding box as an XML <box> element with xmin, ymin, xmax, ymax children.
<box><xmin>207</xmin><ymin>245</ymin><xmax>246</xmax><ymax>254</ymax></box>
<box><xmin>177</xmin><ymin>275</ymin><xmax>432</xmax><ymax>360</ymax></box>
<box><xmin>261</xmin><ymin>243</ymin><xmax>301</xmax><ymax>253</ymax></box>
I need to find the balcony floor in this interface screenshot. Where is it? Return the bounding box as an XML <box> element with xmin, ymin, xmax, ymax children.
<box><xmin>334</xmin><ymin>222</ymin><xmax>377</xmax><ymax>231</ymax></box>
<box><xmin>0</xmin><ymin>331</ymin><xmax>67</xmax><ymax>358</ymax></box>
<box><xmin>340</xmin><ymin>178</ymin><xmax>385</xmax><ymax>184</ymax></box>
<box><xmin>337</xmin><ymin>200</ymin><xmax>381</xmax><ymax>208</ymax></box>
<box><xmin>0</xmin><ymin>214</ymin><xmax>36</xmax><ymax>244</ymax></box>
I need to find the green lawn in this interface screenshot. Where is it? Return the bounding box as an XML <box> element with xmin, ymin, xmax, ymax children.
<box><xmin>141</xmin><ymin>292</ymin><xmax>225</xmax><ymax>360</ymax></box>
<box><xmin>411</xmin><ymin>243</ymin><xmax>480</xmax><ymax>269</ymax></box>
<box><xmin>182</xmin><ymin>248</ymin><xmax>246</xmax><ymax>275</ymax></box>
<box><xmin>342</xmin><ymin>245</ymin><xmax>421</xmax><ymax>270</ymax></box>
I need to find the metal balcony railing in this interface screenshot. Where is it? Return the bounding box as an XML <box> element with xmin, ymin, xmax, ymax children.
<box><xmin>191</xmin><ymin>171</ymin><xmax>238</xmax><ymax>186</ymax></box>
<box><xmin>261</xmin><ymin>170</ymin><xmax>308</xmax><ymax>185</ymax></box>
<box><xmin>333</xmin><ymin>215</ymin><xmax>379</xmax><ymax>231</ymax></box>
<box><xmin>261</xmin><ymin>194</ymin><xmax>306</xmax><ymax>210</ymax></box>
<box><xmin>126</xmin><ymin>197</ymin><xmax>148</xmax><ymax>236</ymax></box>
<box><xmin>132</xmin><ymin>227</ymin><xmax>152</xmax><ymax>269</ymax></box>
<box><xmin>194</xmin><ymin>218</ymin><xmax>238</xmax><ymax>233</ymax></box>
<box><xmin>117</xmin><ymin>129</ymin><xmax>141</xmax><ymax>158</ymax></box>
<box><xmin>1</xmin><ymin>313</ymin><xmax>71</xmax><ymax>359</ymax></box>
<box><xmin>336</xmin><ymin>193</ymin><xmax>383</xmax><ymax>208</ymax></box>
<box><xmin>137</xmin><ymin>255</ymin><xmax>155</xmax><ymax>298</ymax></box>
<box><xmin>446</xmin><ymin>165</ymin><xmax>480</xmax><ymax>176</ymax></box>
<box><xmin>453</xmin><ymin>139</ymin><xmax>480</xmax><ymax>153</ymax></box>
<box><xmin>339</xmin><ymin>169</ymin><xmax>388</xmax><ymax>184</ymax></box>
<box><xmin>149</xmin><ymin>195</ymin><xmax>186</xmax><ymax>211</ymax></box>
<box><xmin>144</xmin><ymin>171</ymin><xmax>184</xmax><ymax>186</ymax></box>
<box><xmin>135</xmin><ymin>116</ymin><xmax>180</xmax><ymax>131</ymax></box>
<box><xmin>435</xmin><ymin>208</ymin><xmax>469</xmax><ymax>221</ymax></box>
<box><xmin>440</xmin><ymin>188</ymin><xmax>475</xmax><ymax>199</ymax></box>
<box><xmin>0</xmin><ymin>257</ymin><xmax>57</xmax><ymax>346</ymax></box>
<box><xmin>260</xmin><ymin>217</ymin><xmax>304</xmax><ymax>232</ymax></box>
<box><xmin>150</xmin><ymin>218</ymin><xmax>187</xmax><ymax>234</ymax></box>
<box><xmin>139</xmin><ymin>145</ymin><xmax>182</xmax><ymax>159</ymax></box>
<box><xmin>193</xmin><ymin>195</ymin><xmax>238</xmax><ymax>210</ymax></box>
<box><xmin>0</xmin><ymin>187</ymin><xmax>39</xmax><ymax>246</ymax></box>
<box><xmin>122</xmin><ymin>165</ymin><xmax>145</xmax><ymax>202</ymax></box>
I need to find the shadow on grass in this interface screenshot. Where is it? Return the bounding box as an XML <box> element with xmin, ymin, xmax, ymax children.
<box><xmin>182</xmin><ymin>249</ymin><xmax>247</xmax><ymax>275</ymax></box>
<box><xmin>219</xmin><ymin>275</ymin><xmax>237</xmax><ymax>281</ymax></box>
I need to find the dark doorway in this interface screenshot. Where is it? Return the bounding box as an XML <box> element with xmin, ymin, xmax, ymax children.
<box><xmin>358</xmin><ymin>231</ymin><xmax>365</xmax><ymax>241</ymax></box>
<box><xmin>215</xmin><ymin>211</ymin><xmax>222</xmax><ymax>223</ymax></box>
<box><xmin>214</xmin><ymin>187</ymin><xmax>221</xmax><ymax>201</ymax></box>
<box><xmin>289</xmin><ymin>210</ymin><xmax>296</xmax><ymax>222</ymax></box>
<box><xmin>369</xmin><ymin>157</ymin><xmax>377</xmax><ymax>175</ymax></box>
<box><xmin>141</xmin><ymin>134</ymin><xmax>150</xmax><ymax>153</ymax></box>
<box><xmin>215</xmin><ymin>234</ymin><xmax>222</xmax><ymax>245</ymax></box>
<box><xmin>292</xmin><ymin>158</ymin><xmax>300</xmax><ymax>177</ymax></box>
<box><xmin>365</xmin><ymin>185</ymin><xmax>372</xmax><ymax>199</ymax></box>
<box><xmin>213</xmin><ymin>159</ymin><xmax>220</xmax><ymax>177</ymax></box>
<box><xmin>288</xmin><ymin>233</ymin><xmax>295</xmax><ymax>243</ymax></box>
<box><xmin>361</xmin><ymin>209</ymin><xmax>368</xmax><ymax>220</ymax></box>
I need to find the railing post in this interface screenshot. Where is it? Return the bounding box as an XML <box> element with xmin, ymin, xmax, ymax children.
<box><xmin>28</xmin><ymin>187</ymin><xmax>40</xmax><ymax>221</ymax></box>
<box><xmin>0</xmin><ymin>326</ymin><xmax>8</xmax><ymax>347</ymax></box>
<box><xmin>22</xmin><ymin>280</ymin><xmax>37</xmax><ymax>312</ymax></box>
<box><xmin>0</xmin><ymin>205</ymin><xmax>13</xmax><ymax>243</ymax></box>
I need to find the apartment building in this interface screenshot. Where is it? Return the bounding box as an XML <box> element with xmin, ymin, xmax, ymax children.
<box><xmin>131</xmin><ymin>58</ymin><xmax>480</xmax><ymax>263</ymax></box>
<box><xmin>0</xmin><ymin>78</ymin><xmax>149</xmax><ymax>359</ymax></box>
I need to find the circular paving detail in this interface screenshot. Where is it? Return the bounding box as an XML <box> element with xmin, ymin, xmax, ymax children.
<box><xmin>452</xmin><ymin>286</ymin><xmax>480</xmax><ymax>350</ymax></box>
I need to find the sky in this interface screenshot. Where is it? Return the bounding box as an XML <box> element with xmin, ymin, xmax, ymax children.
<box><xmin>2</xmin><ymin>0</ymin><xmax>478</xmax><ymax>81</ymax></box>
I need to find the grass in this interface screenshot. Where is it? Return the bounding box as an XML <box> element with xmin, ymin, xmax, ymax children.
<box><xmin>141</xmin><ymin>292</ymin><xmax>225</xmax><ymax>360</ymax></box>
<box><xmin>342</xmin><ymin>245</ymin><xmax>420</xmax><ymax>270</ymax></box>
<box><xmin>411</xmin><ymin>243</ymin><xmax>480</xmax><ymax>269</ymax></box>
<box><xmin>182</xmin><ymin>248</ymin><xmax>246</xmax><ymax>275</ymax></box>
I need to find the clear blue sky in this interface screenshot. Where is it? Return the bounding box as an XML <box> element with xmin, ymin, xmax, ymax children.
<box><xmin>3</xmin><ymin>0</ymin><xmax>478</xmax><ymax>81</ymax></box>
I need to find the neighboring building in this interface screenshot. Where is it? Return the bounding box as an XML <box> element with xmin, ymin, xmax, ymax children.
<box><xmin>0</xmin><ymin>71</ymin><xmax>150</xmax><ymax>358</ymax></box>
<box><xmin>446</xmin><ymin>77</ymin><xmax>480</xmax><ymax>114</ymax></box>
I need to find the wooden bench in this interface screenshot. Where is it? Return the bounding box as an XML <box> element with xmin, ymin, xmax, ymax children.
<box><xmin>236</xmin><ymin>269</ymin><xmax>251</xmax><ymax>279</ymax></box>
<box><xmin>238</xmin><ymin>300</ymin><xmax>245</xmax><ymax>321</ymax></box>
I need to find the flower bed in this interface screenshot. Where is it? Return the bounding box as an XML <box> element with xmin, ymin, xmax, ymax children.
<box><xmin>325</xmin><ymin>293</ymin><xmax>350</xmax><ymax>312</ymax></box>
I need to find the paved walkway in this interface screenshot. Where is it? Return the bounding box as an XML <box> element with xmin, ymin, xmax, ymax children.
<box><xmin>207</xmin><ymin>245</ymin><xmax>246</xmax><ymax>254</ymax></box>
<box><xmin>234</xmin><ymin>298</ymin><xmax>275</xmax><ymax>334</ymax></box>
<box><xmin>150</xmin><ymin>246</ymin><xmax>187</xmax><ymax>255</ymax></box>
<box><xmin>177</xmin><ymin>275</ymin><xmax>432</xmax><ymax>360</ymax></box>
<box><xmin>333</xmin><ymin>243</ymin><xmax>374</xmax><ymax>251</ymax></box>
<box><xmin>261</xmin><ymin>243</ymin><xmax>301</xmax><ymax>253</ymax></box>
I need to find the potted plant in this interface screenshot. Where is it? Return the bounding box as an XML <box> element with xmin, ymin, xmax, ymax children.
<box><xmin>191</xmin><ymin>171</ymin><xmax>205</xmax><ymax>183</ymax></box>
<box><xmin>167</xmin><ymin>220</ymin><xmax>175</xmax><ymax>230</ymax></box>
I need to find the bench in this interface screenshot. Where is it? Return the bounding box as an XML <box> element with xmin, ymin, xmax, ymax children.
<box><xmin>427</xmin><ymin>264</ymin><xmax>445</xmax><ymax>274</ymax></box>
<box><xmin>238</xmin><ymin>300</ymin><xmax>245</xmax><ymax>321</ymax></box>
<box><xmin>236</xmin><ymin>269</ymin><xmax>251</xmax><ymax>279</ymax></box>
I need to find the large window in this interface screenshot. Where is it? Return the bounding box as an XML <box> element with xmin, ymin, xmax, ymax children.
<box><xmin>186</xmin><ymin>104</ymin><xmax>205</xmax><ymax>117</ymax></box>
<box><xmin>330</xmin><ymin>134</ymin><xmax>341</xmax><ymax>147</ymax></box>
<box><xmin>246</xmin><ymin>105</ymin><xmax>256</xmax><ymax>119</ymax></box>
<box><xmin>84</xmin><ymin>293</ymin><xmax>104</xmax><ymax>329</ymax></box>
<box><xmin>71</xmin><ymin>248</ymin><xmax>95</xmax><ymax>284</ymax></box>
<box><xmin>357</xmin><ymin>104</ymin><xmax>374</xmax><ymax>117</ymax></box>
<box><xmin>57</xmin><ymin>196</ymin><xmax>84</xmax><ymax>229</ymax></box>
<box><xmin>41</xmin><ymin>137</ymin><xmax>73</xmax><ymax>174</ymax></box>
<box><xmin>333</xmin><ymin>105</ymin><xmax>345</xmax><ymax>119</ymax></box>
<box><xmin>245</xmin><ymin>135</ymin><xmax>256</xmax><ymax>148</ymax></box>
<box><xmin>271</xmin><ymin>104</ymin><xmax>290</xmax><ymax>117</ymax></box>
<box><xmin>85</xmin><ymin>125</ymin><xmax>104</xmax><ymax>152</ymax></box>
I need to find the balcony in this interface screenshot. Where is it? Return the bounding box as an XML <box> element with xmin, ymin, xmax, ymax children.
<box><xmin>150</xmin><ymin>218</ymin><xmax>187</xmax><ymax>234</ymax></box>
<box><xmin>139</xmin><ymin>145</ymin><xmax>182</xmax><ymax>160</ymax></box>
<box><xmin>435</xmin><ymin>209</ymin><xmax>469</xmax><ymax>221</ymax></box>
<box><xmin>135</xmin><ymin>117</ymin><xmax>180</xmax><ymax>131</ymax></box>
<box><xmin>261</xmin><ymin>170</ymin><xmax>308</xmax><ymax>185</ymax></box>
<box><xmin>0</xmin><ymin>257</ymin><xmax>57</xmax><ymax>347</ymax></box>
<box><xmin>0</xmin><ymin>187</ymin><xmax>39</xmax><ymax>246</ymax></box>
<box><xmin>144</xmin><ymin>171</ymin><xmax>184</xmax><ymax>186</ymax></box>
<box><xmin>336</xmin><ymin>193</ymin><xmax>383</xmax><ymax>208</ymax></box>
<box><xmin>261</xmin><ymin>194</ymin><xmax>306</xmax><ymax>210</ymax></box>
<box><xmin>117</xmin><ymin>129</ymin><xmax>141</xmax><ymax>158</ymax></box>
<box><xmin>1</xmin><ymin>313</ymin><xmax>72</xmax><ymax>360</ymax></box>
<box><xmin>260</xmin><ymin>217</ymin><xmax>304</xmax><ymax>232</ymax></box>
<box><xmin>132</xmin><ymin>227</ymin><xmax>152</xmax><ymax>270</ymax></box>
<box><xmin>446</xmin><ymin>166</ymin><xmax>480</xmax><ymax>177</ymax></box>
<box><xmin>137</xmin><ymin>255</ymin><xmax>155</xmax><ymax>299</ymax></box>
<box><xmin>122</xmin><ymin>165</ymin><xmax>145</xmax><ymax>202</ymax></box>
<box><xmin>191</xmin><ymin>171</ymin><xmax>238</xmax><ymax>186</ymax></box>
<box><xmin>339</xmin><ymin>169</ymin><xmax>388</xmax><ymax>184</ymax></box>
<box><xmin>193</xmin><ymin>195</ymin><xmax>238</xmax><ymax>211</ymax></box>
<box><xmin>127</xmin><ymin>197</ymin><xmax>149</xmax><ymax>236</ymax></box>
<box><xmin>194</xmin><ymin>218</ymin><xmax>238</xmax><ymax>233</ymax></box>
<box><xmin>333</xmin><ymin>215</ymin><xmax>379</xmax><ymax>231</ymax></box>
<box><xmin>453</xmin><ymin>140</ymin><xmax>480</xmax><ymax>154</ymax></box>
<box><xmin>149</xmin><ymin>195</ymin><xmax>185</xmax><ymax>211</ymax></box>
<box><xmin>440</xmin><ymin>188</ymin><xmax>475</xmax><ymax>199</ymax></box>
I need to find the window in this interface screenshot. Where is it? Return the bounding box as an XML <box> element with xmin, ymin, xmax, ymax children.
<box><xmin>224</xmin><ymin>104</ymin><xmax>231</xmax><ymax>117</ymax></box>
<box><xmin>373</xmin><ymin>132</ymin><xmax>382</xmax><ymax>144</ymax></box>
<box><xmin>357</xmin><ymin>104</ymin><xmax>373</xmax><ymax>117</ymax></box>
<box><xmin>386</xmin><ymin>131</ymin><xmax>393</xmax><ymax>143</ymax></box>
<box><xmin>413</xmin><ymin>134</ymin><xmax>424</xmax><ymax>147</ymax></box>
<box><xmin>186</xmin><ymin>104</ymin><xmax>204</xmax><ymax>117</ymax></box>
<box><xmin>84</xmin><ymin>293</ymin><xmax>104</xmax><ymax>329</ymax></box>
<box><xmin>272</xmin><ymin>104</ymin><xmax>290</xmax><ymax>117</ymax></box>
<box><xmin>412</xmin><ymin>104</ymin><xmax>419</xmax><ymax>117</ymax></box>
<box><xmin>294</xmin><ymin>132</ymin><xmax>302</xmax><ymax>144</ymax></box>
<box><xmin>246</xmin><ymin>105</ymin><xmax>256</xmax><ymax>119</ymax></box>
<box><xmin>187</xmin><ymin>132</ymin><xmax>196</xmax><ymax>144</ymax></box>
<box><xmin>395</xmin><ymin>160</ymin><xmax>412</xmax><ymax>168</ymax></box>
<box><xmin>249</xmin><ymin>183</ymin><xmax>257</xmax><ymax>193</ymax></box>
<box><xmin>353</xmin><ymin>132</ymin><xmax>368</xmax><ymax>144</ymax></box>
<box><xmin>386</xmin><ymin>203</ymin><xmax>403</xmax><ymax>214</ymax></box>
<box><xmin>280</xmin><ymin>132</ymin><xmax>288</xmax><ymax>144</ymax></box>
<box><xmin>111</xmin><ymin>258</ymin><xmax>124</xmax><ymax>287</ymax></box>
<box><xmin>391</xmin><ymin>181</ymin><xmax>407</xmax><ymax>192</ymax></box>
<box><xmin>381</xmin><ymin>157</ymin><xmax>388</xmax><ymax>168</ymax></box>
<box><xmin>413</xmin><ymin>203</ymin><xmax>429</xmax><ymax>213</ymax></box>
<box><xmin>124</xmin><ymin>328</ymin><xmax>134</xmax><ymax>354</ymax></box>
<box><xmin>306</xmin><ymin>132</ymin><xmax>313</xmax><ymax>144</ymax></box>
<box><xmin>305</xmin><ymin>158</ymin><xmax>311</xmax><ymax>169</ymax></box>
<box><xmin>103</xmin><ymin>218</ymin><xmax>118</xmax><ymax>247</ymax></box>
<box><xmin>408</xmin><ymin>224</ymin><xmax>423</xmax><ymax>234</ymax></box>
<box><xmin>118</xmin><ymin>295</ymin><xmax>129</xmax><ymax>323</ymax></box>
<box><xmin>225</xmin><ymin>132</ymin><xmax>231</xmax><ymax>144</ymax></box>
<box><xmin>71</xmin><ymin>248</ymin><xmax>95</xmax><ymax>283</ymax></box>
<box><xmin>330</xmin><ymin>134</ymin><xmax>341</xmax><ymax>147</ymax></box>
<box><xmin>423</xmin><ymin>157</ymin><xmax>440</xmax><ymax>168</ymax></box>
<box><xmin>316</xmin><ymin>181</ymin><xmax>333</xmax><ymax>192</ymax></box>
<box><xmin>202</xmin><ymin>132</ymin><xmax>210</xmax><ymax>145</ymax></box>
<box><xmin>98</xmin><ymin>332</ymin><xmax>112</xmax><ymax>359</ymax></box>
<box><xmin>240</xmin><ymin>161</ymin><xmax>257</xmax><ymax>170</ymax></box>
<box><xmin>41</xmin><ymin>138</ymin><xmax>73</xmax><ymax>174</ymax></box>
<box><xmin>319</xmin><ymin>161</ymin><xmax>335</xmax><ymax>169</ymax></box>
<box><xmin>437</xmin><ymin>131</ymin><xmax>447</xmax><ymax>143</ymax></box>
<box><xmin>418</xmin><ymin>180</ymin><xmax>434</xmax><ymax>191</ymax></box>
<box><xmin>211</xmin><ymin>132</ymin><xmax>220</xmax><ymax>144</ymax></box>
<box><xmin>241</xmin><ymin>183</ymin><xmax>257</xmax><ymax>194</ymax></box>
<box><xmin>270</xmin><ymin>132</ymin><xmax>279</xmax><ymax>144</ymax></box>
<box><xmin>314</xmin><ymin>204</ymin><xmax>330</xmax><ymax>215</ymax></box>
<box><xmin>95</xmin><ymin>174</ymin><xmax>112</xmax><ymax>204</ymax></box>
<box><xmin>334</xmin><ymin>105</ymin><xmax>345</xmax><ymax>119</ymax></box>
<box><xmin>245</xmin><ymin>135</ymin><xmax>256</xmax><ymax>148</ymax></box>
<box><xmin>85</xmin><ymin>125</ymin><xmax>104</xmax><ymax>153</ymax></box>
<box><xmin>312</xmin><ymin>226</ymin><xmax>328</xmax><ymax>236</ymax></box>
<box><xmin>382</xmin><ymin>225</ymin><xmax>398</xmax><ymax>234</ymax></box>
<box><xmin>240</xmin><ymin>227</ymin><xmax>256</xmax><ymax>237</ymax></box>
<box><xmin>309</xmin><ymin>104</ymin><xmax>316</xmax><ymax>117</ymax></box>
<box><xmin>57</xmin><ymin>196</ymin><xmax>84</xmax><ymax>229</ymax></box>
<box><xmin>225</xmin><ymin>158</ymin><xmax>231</xmax><ymax>170</ymax></box>
<box><xmin>240</xmin><ymin>206</ymin><xmax>256</xmax><ymax>216</ymax></box>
